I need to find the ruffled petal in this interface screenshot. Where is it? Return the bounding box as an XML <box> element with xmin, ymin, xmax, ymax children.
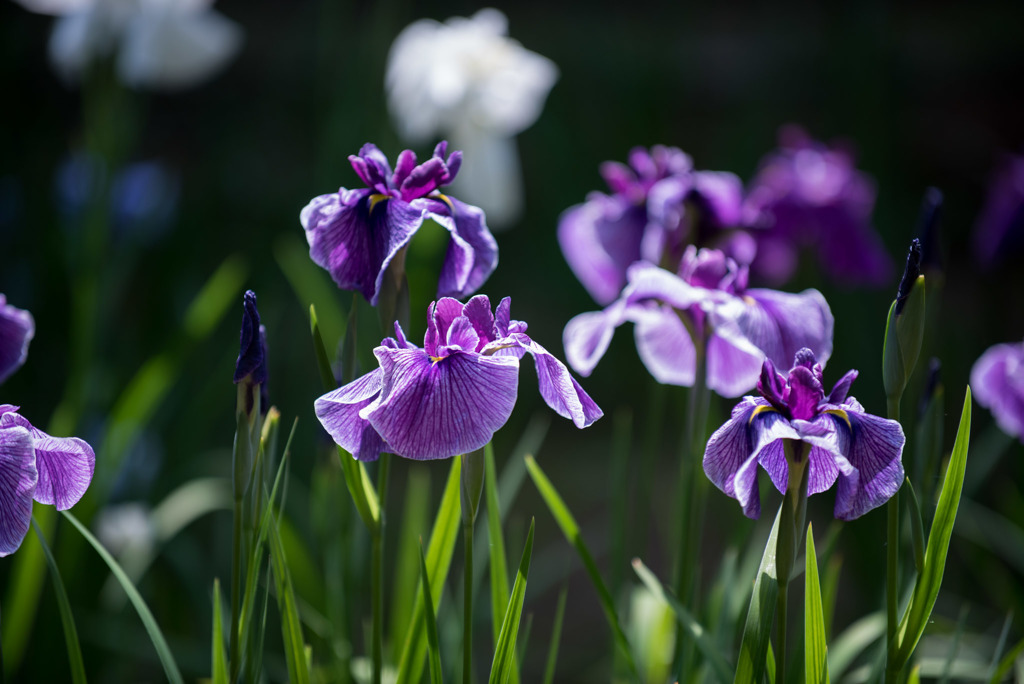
<box><xmin>428</xmin><ymin>196</ymin><xmax>499</xmax><ymax>300</ymax></box>
<box><xmin>302</xmin><ymin>189</ymin><xmax>424</xmax><ymax>305</ymax></box>
<box><xmin>510</xmin><ymin>335</ymin><xmax>602</xmax><ymax>428</ymax></box>
<box><xmin>557</xmin><ymin>194</ymin><xmax>645</xmax><ymax>305</ymax></box>
<box><xmin>0</xmin><ymin>413</ymin><xmax>93</xmax><ymax>510</ymax></box>
<box><xmin>0</xmin><ymin>295</ymin><xmax>35</xmax><ymax>384</ymax></box>
<box><xmin>314</xmin><ymin>368</ymin><xmax>388</xmax><ymax>462</ymax></box>
<box><xmin>0</xmin><ymin>425</ymin><xmax>37</xmax><ymax>556</ymax></box>
<box><xmin>732</xmin><ymin>288</ymin><xmax>834</xmax><ymax>371</ymax></box>
<box><xmin>365</xmin><ymin>347</ymin><xmax>520</xmax><ymax>460</ymax></box>
<box><xmin>830</xmin><ymin>407</ymin><xmax>905</xmax><ymax>520</ymax></box>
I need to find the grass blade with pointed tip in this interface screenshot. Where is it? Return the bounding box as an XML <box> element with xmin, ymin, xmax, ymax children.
<box><xmin>211</xmin><ymin>579</ymin><xmax>228</xmax><ymax>684</ymax></box>
<box><xmin>805</xmin><ymin>524</ymin><xmax>830</xmax><ymax>684</ymax></box>
<box><xmin>542</xmin><ymin>587</ymin><xmax>568</xmax><ymax>684</ymax></box>
<box><xmin>896</xmin><ymin>387</ymin><xmax>972</xmax><ymax>667</ymax></box>
<box><xmin>489</xmin><ymin>519</ymin><xmax>535</xmax><ymax>684</ymax></box>
<box><xmin>62</xmin><ymin>510</ymin><xmax>184</xmax><ymax>684</ymax></box>
<box><xmin>396</xmin><ymin>457</ymin><xmax>463</xmax><ymax>684</ymax></box>
<box><xmin>419</xmin><ymin>543</ymin><xmax>443</xmax><ymax>684</ymax></box>
<box><xmin>734</xmin><ymin>505</ymin><xmax>782</xmax><ymax>684</ymax></box>
<box><xmin>524</xmin><ymin>455</ymin><xmax>639</xmax><ymax>682</ymax></box>
<box><xmin>632</xmin><ymin>558</ymin><xmax>732</xmax><ymax>684</ymax></box>
<box><xmin>32</xmin><ymin>518</ymin><xmax>87</xmax><ymax>684</ymax></box>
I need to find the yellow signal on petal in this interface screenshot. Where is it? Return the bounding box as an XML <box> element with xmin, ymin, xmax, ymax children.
<box><xmin>749</xmin><ymin>405</ymin><xmax>777</xmax><ymax>424</ymax></box>
<box><xmin>825</xmin><ymin>408</ymin><xmax>852</xmax><ymax>430</ymax></box>
<box><xmin>368</xmin><ymin>193</ymin><xmax>390</xmax><ymax>213</ymax></box>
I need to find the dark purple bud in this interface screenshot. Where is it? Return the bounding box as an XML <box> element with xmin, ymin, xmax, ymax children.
<box><xmin>894</xmin><ymin>239</ymin><xmax>922</xmax><ymax>316</ymax></box>
<box><xmin>234</xmin><ymin>290</ymin><xmax>267</xmax><ymax>385</ymax></box>
<box><xmin>258</xmin><ymin>325</ymin><xmax>270</xmax><ymax>414</ymax></box>
<box><xmin>916</xmin><ymin>188</ymin><xmax>943</xmax><ymax>273</ymax></box>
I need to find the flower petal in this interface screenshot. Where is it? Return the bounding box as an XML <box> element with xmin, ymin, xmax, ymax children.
<box><xmin>732</xmin><ymin>288</ymin><xmax>834</xmax><ymax>371</ymax></box>
<box><xmin>704</xmin><ymin>397</ymin><xmax>768</xmax><ymax>518</ymax></box>
<box><xmin>0</xmin><ymin>295</ymin><xmax>34</xmax><ymax>384</ymax></box>
<box><xmin>632</xmin><ymin>303</ymin><xmax>696</xmax><ymax>386</ymax></box>
<box><xmin>428</xmin><ymin>196</ymin><xmax>499</xmax><ymax>300</ymax></box>
<box><xmin>302</xmin><ymin>189</ymin><xmax>424</xmax><ymax>305</ymax></box>
<box><xmin>705</xmin><ymin>332</ymin><xmax>764</xmax><ymax>398</ymax></box>
<box><xmin>0</xmin><ymin>413</ymin><xmax>93</xmax><ymax>510</ymax></box>
<box><xmin>314</xmin><ymin>368</ymin><xmax>388</xmax><ymax>462</ymax></box>
<box><xmin>830</xmin><ymin>408</ymin><xmax>905</xmax><ymax>520</ymax></box>
<box><xmin>971</xmin><ymin>341</ymin><xmax>1024</xmax><ymax>441</ymax></box>
<box><xmin>0</xmin><ymin>425</ymin><xmax>37</xmax><ymax>556</ymax></box>
<box><xmin>365</xmin><ymin>347</ymin><xmax>520</xmax><ymax>460</ymax></box>
<box><xmin>512</xmin><ymin>335</ymin><xmax>602</xmax><ymax>428</ymax></box>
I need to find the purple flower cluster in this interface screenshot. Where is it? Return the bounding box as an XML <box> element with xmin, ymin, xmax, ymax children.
<box><xmin>564</xmin><ymin>247</ymin><xmax>833</xmax><ymax>397</ymax></box>
<box><xmin>301</xmin><ymin>142</ymin><xmax>498</xmax><ymax>306</ymax></box>
<box><xmin>704</xmin><ymin>349</ymin><xmax>905</xmax><ymax>520</ymax></box>
<box><xmin>315</xmin><ymin>295</ymin><xmax>601</xmax><ymax>461</ymax></box>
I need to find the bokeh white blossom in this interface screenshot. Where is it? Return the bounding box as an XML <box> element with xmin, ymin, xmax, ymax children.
<box><xmin>386</xmin><ymin>8</ymin><xmax>558</xmax><ymax>228</ymax></box>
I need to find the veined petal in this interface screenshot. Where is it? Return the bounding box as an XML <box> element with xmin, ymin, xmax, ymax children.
<box><xmin>705</xmin><ymin>331</ymin><xmax>764</xmax><ymax>398</ymax></box>
<box><xmin>302</xmin><ymin>189</ymin><xmax>423</xmax><ymax>305</ymax></box>
<box><xmin>750</xmin><ymin>411</ymin><xmax>801</xmax><ymax>495</ymax></box>
<box><xmin>365</xmin><ymin>347</ymin><xmax>520</xmax><ymax>460</ymax></box>
<box><xmin>732</xmin><ymin>288</ymin><xmax>834</xmax><ymax>371</ymax></box>
<box><xmin>0</xmin><ymin>295</ymin><xmax>35</xmax><ymax>384</ymax></box>
<box><xmin>562</xmin><ymin>301</ymin><xmax>629</xmax><ymax>377</ymax></box>
<box><xmin>622</xmin><ymin>261</ymin><xmax>722</xmax><ymax>312</ymax></box>
<box><xmin>314</xmin><ymin>368</ymin><xmax>388</xmax><ymax>462</ymax></box>
<box><xmin>512</xmin><ymin>335</ymin><xmax>602</xmax><ymax>428</ymax></box>
<box><xmin>427</xmin><ymin>196</ymin><xmax>499</xmax><ymax>300</ymax></box>
<box><xmin>557</xmin><ymin>195</ymin><xmax>645</xmax><ymax>306</ymax></box>
<box><xmin>0</xmin><ymin>425</ymin><xmax>37</xmax><ymax>557</ymax></box>
<box><xmin>632</xmin><ymin>303</ymin><xmax>696</xmax><ymax>386</ymax></box>
<box><xmin>0</xmin><ymin>413</ymin><xmax>93</xmax><ymax>510</ymax></box>
<box><xmin>704</xmin><ymin>397</ymin><xmax>768</xmax><ymax>518</ymax></box>
<box><xmin>830</xmin><ymin>407</ymin><xmax>905</xmax><ymax>520</ymax></box>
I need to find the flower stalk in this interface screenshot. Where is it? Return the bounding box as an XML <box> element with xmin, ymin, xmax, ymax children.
<box><xmin>460</xmin><ymin>449</ymin><xmax>485</xmax><ymax>683</ymax></box>
<box><xmin>775</xmin><ymin>440</ymin><xmax>810</xmax><ymax>684</ymax></box>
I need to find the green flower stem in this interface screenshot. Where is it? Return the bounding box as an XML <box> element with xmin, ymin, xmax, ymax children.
<box><xmin>460</xmin><ymin>449</ymin><xmax>485</xmax><ymax>684</ymax></box>
<box><xmin>371</xmin><ymin>453</ymin><xmax>391</xmax><ymax>684</ymax></box>
<box><xmin>886</xmin><ymin>396</ymin><xmax>901</xmax><ymax>681</ymax></box>
<box><xmin>229</xmin><ymin>497</ymin><xmax>243</xmax><ymax>684</ymax></box>
<box><xmin>776</xmin><ymin>442</ymin><xmax>810</xmax><ymax>684</ymax></box>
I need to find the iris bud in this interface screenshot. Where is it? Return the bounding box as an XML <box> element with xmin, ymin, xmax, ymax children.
<box><xmin>883</xmin><ymin>240</ymin><xmax>925</xmax><ymax>404</ymax></box>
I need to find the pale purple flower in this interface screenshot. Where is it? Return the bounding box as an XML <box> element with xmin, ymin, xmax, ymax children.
<box><xmin>564</xmin><ymin>247</ymin><xmax>833</xmax><ymax>397</ymax></box>
<box><xmin>558</xmin><ymin>146</ymin><xmax>749</xmax><ymax>306</ymax></box>
<box><xmin>0</xmin><ymin>405</ymin><xmax>96</xmax><ymax>555</ymax></box>
<box><xmin>971</xmin><ymin>339</ymin><xmax>1024</xmax><ymax>442</ymax></box>
<box><xmin>704</xmin><ymin>350</ymin><xmax>905</xmax><ymax>520</ymax></box>
<box><xmin>972</xmin><ymin>154</ymin><xmax>1024</xmax><ymax>268</ymax></box>
<box><xmin>743</xmin><ymin>126</ymin><xmax>892</xmax><ymax>287</ymax></box>
<box><xmin>301</xmin><ymin>142</ymin><xmax>498</xmax><ymax>307</ymax></box>
<box><xmin>0</xmin><ymin>295</ymin><xmax>34</xmax><ymax>384</ymax></box>
<box><xmin>315</xmin><ymin>295</ymin><xmax>602</xmax><ymax>461</ymax></box>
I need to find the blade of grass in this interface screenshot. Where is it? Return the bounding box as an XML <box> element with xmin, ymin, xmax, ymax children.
<box><xmin>828</xmin><ymin>612</ymin><xmax>885</xmax><ymax>680</ymax></box>
<box><xmin>524</xmin><ymin>455</ymin><xmax>639</xmax><ymax>682</ymax></box>
<box><xmin>986</xmin><ymin>613</ymin><xmax>1013</xmax><ymax>682</ymax></box>
<box><xmin>632</xmin><ymin>558</ymin><xmax>732</xmax><ymax>684</ymax></box>
<box><xmin>989</xmin><ymin>634</ymin><xmax>1024</xmax><ymax>683</ymax></box>
<box><xmin>268</xmin><ymin>520</ymin><xmax>311</xmax><ymax>684</ymax></box>
<box><xmin>32</xmin><ymin>518</ymin><xmax>87</xmax><ymax>684</ymax></box>
<box><xmin>390</xmin><ymin>466</ymin><xmax>432</xmax><ymax>661</ymax></box>
<box><xmin>541</xmin><ymin>587</ymin><xmax>568</xmax><ymax>684</ymax></box>
<box><xmin>805</xmin><ymin>524</ymin><xmax>830</xmax><ymax>684</ymax></box>
<box><xmin>62</xmin><ymin>510</ymin><xmax>184</xmax><ymax>684</ymax></box>
<box><xmin>419</xmin><ymin>543</ymin><xmax>443</xmax><ymax>684</ymax></box>
<box><xmin>734</xmin><ymin>506</ymin><xmax>782</xmax><ymax>684</ymax></box>
<box><xmin>489</xmin><ymin>519</ymin><xmax>535</xmax><ymax>684</ymax></box>
<box><xmin>396</xmin><ymin>457</ymin><xmax>463</xmax><ymax>684</ymax></box>
<box><xmin>485</xmin><ymin>443</ymin><xmax>511</xmax><ymax>649</ymax></box>
<box><xmin>212</xmin><ymin>579</ymin><xmax>228</xmax><ymax>684</ymax></box>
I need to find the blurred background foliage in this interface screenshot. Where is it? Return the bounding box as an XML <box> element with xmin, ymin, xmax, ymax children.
<box><xmin>1</xmin><ymin>1</ymin><xmax>1023</xmax><ymax>681</ymax></box>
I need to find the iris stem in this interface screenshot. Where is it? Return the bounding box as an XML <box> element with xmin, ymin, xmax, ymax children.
<box><xmin>463</xmin><ymin>520</ymin><xmax>474</xmax><ymax>684</ymax></box>
<box><xmin>228</xmin><ymin>496</ymin><xmax>242</xmax><ymax>684</ymax></box>
<box><xmin>371</xmin><ymin>453</ymin><xmax>391</xmax><ymax>684</ymax></box>
<box><xmin>776</xmin><ymin>444</ymin><xmax>809</xmax><ymax>684</ymax></box>
<box><xmin>885</xmin><ymin>397</ymin><xmax>901</xmax><ymax>676</ymax></box>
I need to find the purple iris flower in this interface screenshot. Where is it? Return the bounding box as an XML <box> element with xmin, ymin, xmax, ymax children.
<box><xmin>971</xmin><ymin>338</ymin><xmax>1024</xmax><ymax>442</ymax></box>
<box><xmin>558</xmin><ymin>145</ymin><xmax>748</xmax><ymax>306</ymax></box>
<box><xmin>972</xmin><ymin>153</ymin><xmax>1024</xmax><ymax>268</ymax></box>
<box><xmin>563</xmin><ymin>247</ymin><xmax>833</xmax><ymax>397</ymax></box>
<box><xmin>315</xmin><ymin>295</ymin><xmax>602</xmax><ymax>461</ymax></box>
<box><xmin>301</xmin><ymin>141</ymin><xmax>498</xmax><ymax>306</ymax></box>
<box><xmin>704</xmin><ymin>350</ymin><xmax>905</xmax><ymax>520</ymax></box>
<box><xmin>0</xmin><ymin>295</ymin><xmax>34</xmax><ymax>384</ymax></box>
<box><xmin>743</xmin><ymin>126</ymin><xmax>892</xmax><ymax>287</ymax></box>
<box><xmin>0</xmin><ymin>406</ymin><xmax>95</xmax><ymax>555</ymax></box>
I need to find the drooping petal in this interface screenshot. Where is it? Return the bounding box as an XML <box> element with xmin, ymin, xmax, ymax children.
<box><xmin>0</xmin><ymin>413</ymin><xmax>93</xmax><ymax>510</ymax></box>
<box><xmin>750</xmin><ymin>410</ymin><xmax>802</xmax><ymax>492</ymax></box>
<box><xmin>302</xmin><ymin>189</ymin><xmax>424</xmax><ymax>305</ymax></box>
<box><xmin>365</xmin><ymin>347</ymin><xmax>520</xmax><ymax>460</ymax></box>
<box><xmin>0</xmin><ymin>295</ymin><xmax>35</xmax><ymax>384</ymax></box>
<box><xmin>731</xmin><ymin>287</ymin><xmax>834</xmax><ymax>371</ymax></box>
<box><xmin>704</xmin><ymin>397</ymin><xmax>766</xmax><ymax>518</ymax></box>
<box><xmin>510</xmin><ymin>334</ymin><xmax>602</xmax><ymax>428</ymax></box>
<box><xmin>705</xmin><ymin>331</ymin><xmax>764</xmax><ymax>398</ymax></box>
<box><xmin>829</xmin><ymin>406</ymin><xmax>905</xmax><ymax>520</ymax></box>
<box><xmin>0</xmin><ymin>425</ymin><xmax>37</xmax><ymax>556</ymax></box>
<box><xmin>427</xmin><ymin>196</ymin><xmax>499</xmax><ymax>300</ymax></box>
<box><xmin>557</xmin><ymin>194</ymin><xmax>645</xmax><ymax>306</ymax></box>
<box><xmin>562</xmin><ymin>302</ymin><xmax>628</xmax><ymax>378</ymax></box>
<box><xmin>632</xmin><ymin>303</ymin><xmax>697</xmax><ymax>387</ymax></box>
<box><xmin>314</xmin><ymin>368</ymin><xmax>388</xmax><ymax>462</ymax></box>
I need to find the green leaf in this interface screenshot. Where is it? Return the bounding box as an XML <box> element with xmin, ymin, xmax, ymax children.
<box><xmin>32</xmin><ymin>518</ymin><xmax>87</xmax><ymax>684</ymax></box>
<box><xmin>828</xmin><ymin>612</ymin><xmax>885</xmax><ymax>679</ymax></box>
<box><xmin>396</xmin><ymin>457</ymin><xmax>463</xmax><ymax>684</ymax></box>
<box><xmin>390</xmin><ymin>466</ymin><xmax>432</xmax><ymax>662</ymax></box>
<box><xmin>903</xmin><ymin>478</ymin><xmax>926</xmax><ymax>575</ymax></box>
<box><xmin>211</xmin><ymin>579</ymin><xmax>228</xmax><ymax>684</ymax></box>
<box><xmin>989</xmin><ymin>634</ymin><xmax>1024</xmax><ymax>683</ymax></box>
<box><xmin>485</xmin><ymin>443</ymin><xmax>511</xmax><ymax>648</ymax></box>
<box><xmin>268</xmin><ymin>520</ymin><xmax>311</xmax><ymax>684</ymax></box>
<box><xmin>419</xmin><ymin>543</ymin><xmax>444</xmax><ymax>684</ymax></box>
<box><xmin>524</xmin><ymin>455</ymin><xmax>639</xmax><ymax>682</ymax></box>
<box><xmin>896</xmin><ymin>386</ymin><xmax>972</xmax><ymax>666</ymax></box>
<box><xmin>541</xmin><ymin>587</ymin><xmax>568</xmax><ymax>684</ymax></box>
<box><xmin>489</xmin><ymin>519</ymin><xmax>535</xmax><ymax>684</ymax></box>
<box><xmin>62</xmin><ymin>511</ymin><xmax>184</xmax><ymax>684</ymax></box>
<box><xmin>734</xmin><ymin>506</ymin><xmax>782</xmax><ymax>684</ymax></box>
<box><xmin>631</xmin><ymin>558</ymin><xmax>733</xmax><ymax>684</ymax></box>
<box><xmin>804</xmin><ymin>524</ymin><xmax>830</xmax><ymax>684</ymax></box>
